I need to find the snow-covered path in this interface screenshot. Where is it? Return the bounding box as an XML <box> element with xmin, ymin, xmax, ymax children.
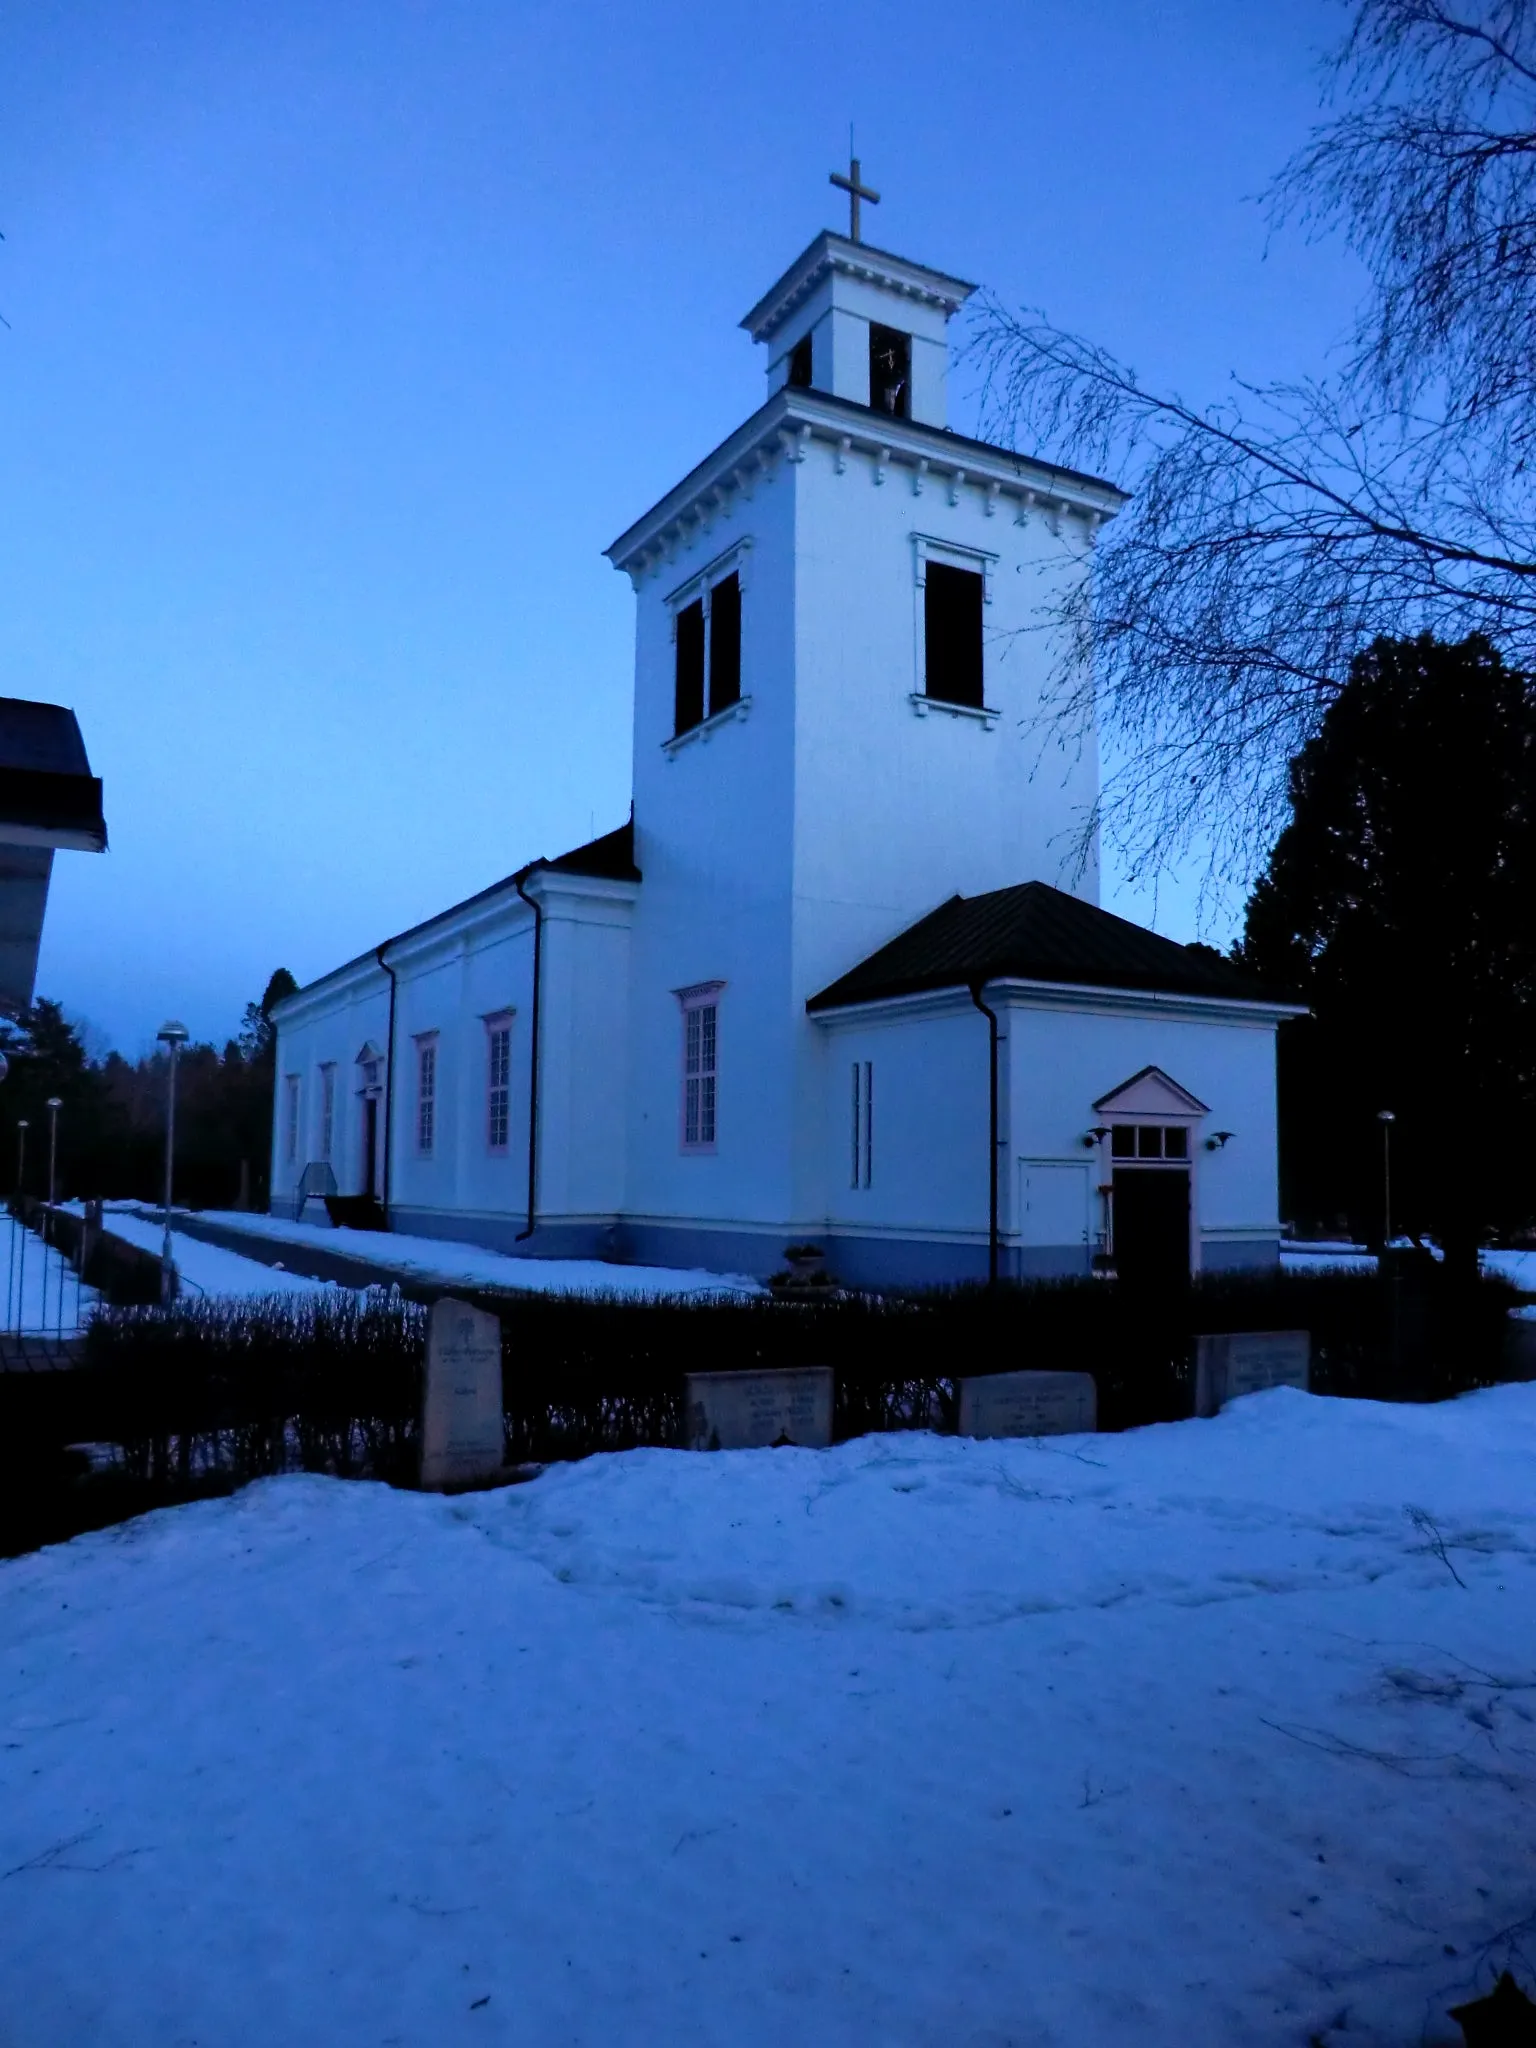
<box><xmin>1</xmin><ymin>1388</ymin><xmax>1533</xmax><ymax>2047</ymax></box>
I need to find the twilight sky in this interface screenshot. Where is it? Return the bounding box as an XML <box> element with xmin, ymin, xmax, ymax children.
<box><xmin>0</xmin><ymin>0</ymin><xmax>1361</xmax><ymax>1053</ymax></box>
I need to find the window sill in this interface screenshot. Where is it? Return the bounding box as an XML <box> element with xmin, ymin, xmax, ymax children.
<box><xmin>664</xmin><ymin>695</ymin><xmax>752</xmax><ymax>757</ymax></box>
<box><xmin>909</xmin><ymin>692</ymin><xmax>999</xmax><ymax>730</ymax></box>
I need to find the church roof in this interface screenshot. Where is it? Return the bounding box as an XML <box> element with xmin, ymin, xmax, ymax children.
<box><xmin>806</xmin><ymin>882</ymin><xmax>1281</xmax><ymax>1012</ymax></box>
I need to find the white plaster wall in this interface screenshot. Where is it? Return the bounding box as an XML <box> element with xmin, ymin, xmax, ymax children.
<box><xmin>999</xmin><ymin>998</ymin><xmax>1281</xmax><ymax>1250</ymax></box>
<box><xmin>814</xmin><ymin>992</ymin><xmax>1282</xmax><ymax>1259</ymax></box>
<box><xmin>623</xmin><ymin>468</ymin><xmax>805</xmax><ymax>1234</ymax></box>
<box><xmin>272</xmin><ymin>881</ymin><xmax>633</xmax><ymax>1234</ymax></box>
<box><xmin>269</xmin><ymin>969</ymin><xmax>391</xmax><ymax>1204</ymax></box>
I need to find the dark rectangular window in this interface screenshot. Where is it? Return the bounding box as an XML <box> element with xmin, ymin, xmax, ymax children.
<box><xmin>675</xmin><ymin>598</ymin><xmax>705</xmax><ymax>735</ymax></box>
<box><xmin>787</xmin><ymin>333</ymin><xmax>813</xmax><ymax>388</ymax></box>
<box><xmin>1111</xmin><ymin>1124</ymin><xmax>1136</xmax><ymax>1159</ymax></box>
<box><xmin>924</xmin><ymin>562</ymin><xmax>984</xmax><ymax>708</ymax></box>
<box><xmin>1163</xmin><ymin>1125</ymin><xmax>1189</xmax><ymax>1160</ymax></box>
<box><xmin>708</xmin><ymin>573</ymin><xmax>741</xmax><ymax>715</ymax></box>
<box><xmin>869</xmin><ymin>323</ymin><xmax>910</xmax><ymax>417</ymax></box>
<box><xmin>1136</xmin><ymin>1125</ymin><xmax>1164</xmax><ymax>1159</ymax></box>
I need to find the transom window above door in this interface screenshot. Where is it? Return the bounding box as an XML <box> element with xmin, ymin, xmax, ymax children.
<box><xmin>1111</xmin><ymin>1124</ymin><xmax>1189</xmax><ymax>1161</ymax></box>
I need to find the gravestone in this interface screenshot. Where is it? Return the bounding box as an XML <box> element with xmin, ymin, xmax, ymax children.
<box><xmin>958</xmin><ymin>1369</ymin><xmax>1097</xmax><ymax>1439</ymax></box>
<box><xmin>420</xmin><ymin>1296</ymin><xmax>505</xmax><ymax>1488</ymax></box>
<box><xmin>684</xmin><ymin>1367</ymin><xmax>833</xmax><ymax>1451</ymax></box>
<box><xmin>1194</xmin><ymin>1330</ymin><xmax>1310</xmax><ymax>1418</ymax></box>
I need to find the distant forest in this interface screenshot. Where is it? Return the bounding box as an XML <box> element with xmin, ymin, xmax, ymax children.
<box><xmin>0</xmin><ymin>970</ymin><xmax>297</xmax><ymax>1212</ymax></box>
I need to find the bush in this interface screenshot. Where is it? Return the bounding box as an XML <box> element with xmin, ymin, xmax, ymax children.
<box><xmin>0</xmin><ymin>1263</ymin><xmax>1521</xmax><ymax>1554</ymax></box>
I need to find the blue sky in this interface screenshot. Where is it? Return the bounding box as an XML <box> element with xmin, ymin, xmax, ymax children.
<box><xmin>0</xmin><ymin>0</ymin><xmax>1361</xmax><ymax>1052</ymax></box>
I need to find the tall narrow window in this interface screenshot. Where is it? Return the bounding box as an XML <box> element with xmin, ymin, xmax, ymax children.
<box><xmin>707</xmin><ymin>572</ymin><xmax>741</xmax><ymax>716</ymax></box>
<box><xmin>319</xmin><ymin>1064</ymin><xmax>335</xmax><ymax>1161</ymax></box>
<box><xmin>674</xmin><ymin>598</ymin><xmax>705</xmax><ymax>736</ymax></box>
<box><xmin>416</xmin><ymin>1038</ymin><xmax>437</xmax><ymax>1154</ymax></box>
<box><xmin>787</xmin><ymin>332</ymin><xmax>813</xmax><ymax>388</ymax></box>
<box><xmin>869</xmin><ymin>323</ymin><xmax>911</xmax><ymax>417</ymax></box>
<box><xmin>850</xmin><ymin>1061</ymin><xmax>873</xmax><ymax>1188</ymax></box>
<box><xmin>924</xmin><ymin>561</ymin><xmax>985</xmax><ymax>709</ymax></box>
<box><xmin>285</xmin><ymin>1076</ymin><xmax>300</xmax><ymax>1164</ymax></box>
<box><xmin>486</xmin><ymin>1019</ymin><xmax>512</xmax><ymax>1151</ymax></box>
<box><xmin>680</xmin><ymin>993</ymin><xmax>719</xmax><ymax>1150</ymax></box>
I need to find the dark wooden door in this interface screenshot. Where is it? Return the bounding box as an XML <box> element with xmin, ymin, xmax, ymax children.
<box><xmin>1113</xmin><ymin>1168</ymin><xmax>1190</xmax><ymax>1288</ymax></box>
<box><xmin>363</xmin><ymin>1098</ymin><xmax>378</xmax><ymax>1199</ymax></box>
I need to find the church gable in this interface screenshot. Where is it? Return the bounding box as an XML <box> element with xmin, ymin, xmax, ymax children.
<box><xmin>1093</xmin><ymin>1066</ymin><xmax>1209</xmax><ymax>1118</ymax></box>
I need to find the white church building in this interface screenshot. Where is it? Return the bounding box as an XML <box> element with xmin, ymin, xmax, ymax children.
<box><xmin>270</xmin><ymin>209</ymin><xmax>1298</xmax><ymax>1287</ymax></box>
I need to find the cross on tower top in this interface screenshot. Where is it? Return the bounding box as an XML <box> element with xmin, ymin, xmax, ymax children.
<box><xmin>829</xmin><ymin>153</ymin><xmax>880</xmax><ymax>244</ymax></box>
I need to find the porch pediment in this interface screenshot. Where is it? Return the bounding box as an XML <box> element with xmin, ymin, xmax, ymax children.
<box><xmin>1093</xmin><ymin>1065</ymin><xmax>1209</xmax><ymax>1118</ymax></box>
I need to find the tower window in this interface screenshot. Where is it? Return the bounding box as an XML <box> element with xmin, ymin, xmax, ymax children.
<box><xmin>708</xmin><ymin>573</ymin><xmax>741</xmax><ymax>715</ymax></box>
<box><xmin>787</xmin><ymin>333</ymin><xmax>813</xmax><ymax>389</ymax></box>
<box><xmin>924</xmin><ymin>562</ymin><xmax>984</xmax><ymax>708</ymax></box>
<box><xmin>674</xmin><ymin>598</ymin><xmax>705</xmax><ymax>735</ymax></box>
<box><xmin>870</xmin><ymin>323</ymin><xmax>910</xmax><ymax>417</ymax></box>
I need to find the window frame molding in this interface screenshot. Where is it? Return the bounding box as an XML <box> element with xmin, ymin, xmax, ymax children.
<box><xmin>675</xmin><ymin>980</ymin><xmax>725</xmax><ymax>1155</ymax></box>
<box><xmin>483</xmin><ymin>1009</ymin><xmax>515</xmax><ymax>1155</ymax></box>
<box><xmin>413</xmin><ymin>1030</ymin><xmax>439</xmax><ymax>1158</ymax></box>
<box><xmin>665</xmin><ymin>540</ymin><xmax>754</xmax><ymax>747</ymax></box>
<box><xmin>318</xmin><ymin>1062</ymin><xmax>336</xmax><ymax>1163</ymax></box>
<box><xmin>911</xmin><ymin>531</ymin><xmax>1000</xmax><ymax>725</ymax></box>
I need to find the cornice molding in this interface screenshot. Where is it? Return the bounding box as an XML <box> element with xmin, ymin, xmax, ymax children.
<box><xmin>605</xmin><ymin>389</ymin><xmax>1127</xmax><ymax>583</ymax></box>
<box><xmin>739</xmin><ymin>231</ymin><xmax>977</xmax><ymax>344</ymax></box>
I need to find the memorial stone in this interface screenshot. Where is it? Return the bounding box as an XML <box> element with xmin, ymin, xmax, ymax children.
<box><xmin>958</xmin><ymin>1369</ymin><xmax>1097</xmax><ymax>1439</ymax></box>
<box><xmin>421</xmin><ymin>1296</ymin><xmax>505</xmax><ymax>1488</ymax></box>
<box><xmin>685</xmin><ymin>1367</ymin><xmax>833</xmax><ymax>1451</ymax></box>
<box><xmin>1194</xmin><ymin>1330</ymin><xmax>1310</xmax><ymax>1418</ymax></box>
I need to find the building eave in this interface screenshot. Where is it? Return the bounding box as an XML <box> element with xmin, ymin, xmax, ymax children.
<box><xmin>739</xmin><ymin>230</ymin><xmax>978</xmax><ymax>343</ymax></box>
<box><xmin>605</xmin><ymin>388</ymin><xmax>1127</xmax><ymax>580</ymax></box>
<box><xmin>809</xmin><ymin>975</ymin><xmax>1308</xmax><ymax>1027</ymax></box>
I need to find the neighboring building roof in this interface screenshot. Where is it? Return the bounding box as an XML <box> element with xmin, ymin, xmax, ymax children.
<box><xmin>806</xmin><ymin>881</ymin><xmax>1280</xmax><ymax>1012</ymax></box>
<box><xmin>278</xmin><ymin>817</ymin><xmax>641</xmax><ymax>1010</ymax></box>
<box><xmin>0</xmin><ymin>699</ymin><xmax>107</xmax><ymax>853</ymax></box>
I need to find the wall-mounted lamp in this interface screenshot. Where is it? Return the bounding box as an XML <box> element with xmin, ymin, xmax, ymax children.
<box><xmin>1205</xmin><ymin>1130</ymin><xmax>1235</xmax><ymax>1152</ymax></box>
<box><xmin>1082</xmin><ymin>1126</ymin><xmax>1111</xmax><ymax>1149</ymax></box>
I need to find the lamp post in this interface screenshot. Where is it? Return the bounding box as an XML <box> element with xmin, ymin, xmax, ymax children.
<box><xmin>14</xmin><ymin>1118</ymin><xmax>26</xmax><ymax>1198</ymax></box>
<box><xmin>45</xmin><ymin>1097</ymin><xmax>62</xmax><ymax>1208</ymax></box>
<box><xmin>157</xmin><ymin>1021</ymin><xmax>189</xmax><ymax>1275</ymax></box>
<box><xmin>1377</xmin><ymin>1110</ymin><xmax>1396</xmax><ymax>1250</ymax></box>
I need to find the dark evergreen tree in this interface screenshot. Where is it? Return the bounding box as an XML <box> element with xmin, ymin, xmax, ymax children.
<box><xmin>1238</xmin><ymin>635</ymin><xmax>1536</xmax><ymax>1272</ymax></box>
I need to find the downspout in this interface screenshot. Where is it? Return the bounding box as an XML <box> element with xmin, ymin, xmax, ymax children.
<box><xmin>375</xmin><ymin>944</ymin><xmax>398</xmax><ymax>1224</ymax></box>
<box><xmin>513</xmin><ymin>869</ymin><xmax>544</xmax><ymax>1241</ymax></box>
<box><xmin>968</xmin><ymin>982</ymin><xmax>1000</xmax><ymax>1288</ymax></box>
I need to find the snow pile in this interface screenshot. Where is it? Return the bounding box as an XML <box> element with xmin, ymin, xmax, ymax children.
<box><xmin>195</xmin><ymin>1209</ymin><xmax>764</xmax><ymax>1299</ymax></box>
<box><xmin>0</xmin><ymin>1215</ymin><xmax>98</xmax><ymax>1334</ymax></box>
<box><xmin>1</xmin><ymin>1387</ymin><xmax>1533</xmax><ymax>2045</ymax></box>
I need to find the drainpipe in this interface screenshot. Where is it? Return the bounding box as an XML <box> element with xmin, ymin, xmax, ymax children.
<box><xmin>375</xmin><ymin>944</ymin><xmax>398</xmax><ymax>1225</ymax></box>
<box><xmin>969</xmin><ymin>982</ymin><xmax>1000</xmax><ymax>1288</ymax></box>
<box><xmin>513</xmin><ymin>869</ymin><xmax>544</xmax><ymax>1241</ymax></box>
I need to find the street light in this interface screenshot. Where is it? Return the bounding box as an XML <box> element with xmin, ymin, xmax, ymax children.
<box><xmin>45</xmin><ymin>1097</ymin><xmax>62</xmax><ymax>1208</ymax></box>
<box><xmin>157</xmin><ymin>1020</ymin><xmax>189</xmax><ymax>1276</ymax></box>
<box><xmin>1377</xmin><ymin>1110</ymin><xmax>1396</xmax><ymax>1250</ymax></box>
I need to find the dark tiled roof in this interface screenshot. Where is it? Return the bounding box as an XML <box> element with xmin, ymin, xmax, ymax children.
<box><xmin>546</xmin><ymin>817</ymin><xmax>640</xmax><ymax>882</ymax></box>
<box><xmin>807</xmin><ymin>882</ymin><xmax>1273</xmax><ymax>1012</ymax></box>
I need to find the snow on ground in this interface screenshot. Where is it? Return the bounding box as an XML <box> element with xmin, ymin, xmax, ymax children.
<box><xmin>2</xmin><ymin>1387</ymin><xmax>1534</xmax><ymax>2047</ymax></box>
<box><xmin>194</xmin><ymin>1209</ymin><xmax>764</xmax><ymax>1298</ymax></box>
<box><xmin>0</xmin><ymin>1215</ymin><xmax>98</xmax><ymax>1335</ymax></box>
<box><xmin>87</xmin><ymin>1206</ymin><xmax>353</xmax><ymax>1303</ymax></box>
<box><xmin>1282</xmin><ymin>1240</ymin><xmax>1536</xmax><ymax>1291</ymax></box>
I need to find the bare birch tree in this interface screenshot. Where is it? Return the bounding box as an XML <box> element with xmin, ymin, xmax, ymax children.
<box><xmin>975</xmin><ymin>2</ymin><xmax>1536</xmax><ymax>883</ymax></box>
